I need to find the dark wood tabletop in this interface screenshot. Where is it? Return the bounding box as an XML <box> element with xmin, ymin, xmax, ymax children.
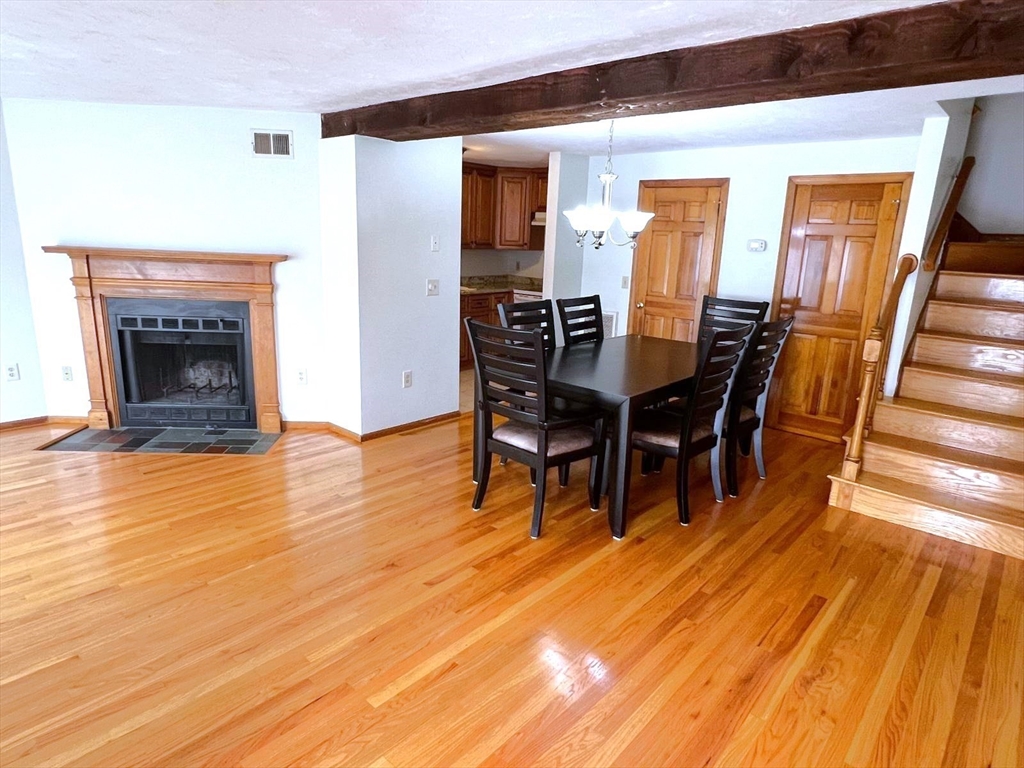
<box><xmin>546</xmin><ymin>334</ymin><xmax>700</xmax><ymax>538</ymax></box>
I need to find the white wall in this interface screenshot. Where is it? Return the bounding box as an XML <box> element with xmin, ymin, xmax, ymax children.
<box><xmin>543</xmin><ymin>152</ymin><xmax>590</xmax><ymax>311</ymax></box>
<box><xmin>959</xmin><ymin>92</ymin><xmax>1024</xmax><ymax>234</ymax></box>
<box><xmin>0</xmin><ymin>103</ymin><xmax>46</xmax><ymax>422</ymax></box>
<box><xmin>579</xmin><ymin>136</ymin><xmax>923</xmax><ymax>326</ymax></box>
<box><xmin>887</xmin><ymin>101</ymin><xmax>974</xmax><ymax>392</ymax></box>
<box><xmin>1</xmin><ymin>99</ymin><xmax>324</xmax><ymax>421</ymax></box>
<box><xmin>319</xmin><ymin>135</ymin><xmax>362</xmax><ymax>434</ymax></box>
<box><xmin>353</xmin><ymin>135</ymin><xmax>462</xmax><ymax>434</ymax></box>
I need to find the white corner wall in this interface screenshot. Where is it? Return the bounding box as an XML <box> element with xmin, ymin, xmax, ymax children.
<box><xmin>579</xmin><ymin>136</ymin><xmax>923</xmax><ymax>325</ymax></box>
<box><xmin>1</xmin><ymin>99</ymin><xmax>324</xmax><ymax>421</ymax></box>
<box><xmin>959</xmin><ymin>92</ymin><xmax>1024</xmax><ymax>234</ymax></box>
<box><xmin>0</xmin><ymin>102</ymin><xmax>46</xmax><ymax>422</ymax></box>
<box><xmin>353</xmin><ymin>135</ymin><xmax>462</xmax><ymax>434</ymax></box>
<box><xmin>543</xmin><ymin>152</ymin><xmax>590</xmax><ymax>341</ymax></box>
<box><xmin>886</xmin><ymin>101</ymin><xmax>975</xmax><ymax>393</ymax></box>
<box><xmin>319</xmin><ymin>135</ymin><xmax>362</xmax><ymax>434</ymax></box>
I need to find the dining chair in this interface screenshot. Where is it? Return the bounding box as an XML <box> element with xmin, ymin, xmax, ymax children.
<box><xmin>556</xmin><ymin>295</ymin><xmax>604</xmax><ymax>346</ymax></box>
<box><xmin>497</xmin><ymin>298</ymin><xmax>556</xmax><ymax>351</ymax></box>
<box><xmin>725</xmin><ymin>316</ymin><xmax>795</xmax><ymax>497</ymax></box>
<box><xmin>698</xmin><ymin>295</ymin><xmax>769</xmax><ymax>339</ymax></box>
<box><xmin>631</xmin><ymin>323</ymin><xmax>755</xmax><ymax>526</ymax></box>
<box><xmin>465</xmin><ymin>319</ymin><xmax>606</xmax><ymax>538</ymax></box>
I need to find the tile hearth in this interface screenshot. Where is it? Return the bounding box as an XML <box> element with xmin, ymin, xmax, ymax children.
<box><xmin>43</xmin><ymin>427</ymin><xmax>280</xmax><ymax>455</ymax></box>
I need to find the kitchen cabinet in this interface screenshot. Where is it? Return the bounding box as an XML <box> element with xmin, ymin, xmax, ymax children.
<box><xmin>495</xmin><ymin>170</ymin><xmax>532</xmax><ymax>249</ymax></box>
<box><xmin>460</xmin><ymin>290</ymin><xmax>512</xmax><ymax>367</ymax></box>
<box><xmin>461</xmin><ymin>164</ymin><xmax>496</xmax><ymax>249</ymax></box>
<box><xmin>462</xmin><ymin>164</ymin><xmax>547</xmax><ymax>251</ymax></box>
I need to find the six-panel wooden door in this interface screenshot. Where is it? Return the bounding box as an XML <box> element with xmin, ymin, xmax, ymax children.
<box><xmin>768</xmin><ymin>177</ymin><xmax>909</xmax><ymax>442</ymax></box>
<box><xmin>628</xmin><ymin>181</ymin><xmax>728</xmax><ymax>341</ymax></box>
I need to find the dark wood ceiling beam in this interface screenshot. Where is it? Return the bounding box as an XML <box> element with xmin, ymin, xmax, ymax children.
<box><xmin>321</xmin><ymin>0</ymin><xmax>1024</xmax><ymax>141</ymax></box>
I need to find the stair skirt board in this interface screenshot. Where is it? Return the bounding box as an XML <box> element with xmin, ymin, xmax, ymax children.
<box><xmin>828</xmin><ymin>474</ymin><xmax>1024</xmax><ymax>560</ymax></box>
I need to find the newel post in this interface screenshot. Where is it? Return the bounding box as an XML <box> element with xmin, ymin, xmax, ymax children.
<box><xmin>841</xmin><ymin>329</ymin><xmax>883</xmax><ymax>481</ymax></box>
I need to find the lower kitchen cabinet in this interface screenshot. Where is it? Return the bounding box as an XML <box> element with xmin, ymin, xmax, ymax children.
<box><xmin>460</xmin><ymin>290</ymin><xmax>512</xmax><ymax>368</ymax></box>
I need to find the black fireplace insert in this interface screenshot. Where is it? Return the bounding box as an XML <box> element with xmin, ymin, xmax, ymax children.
<box><xmin>106</xmin><ymin>298</ymin><xmax>257</xmax><ymax>428</ymax></box>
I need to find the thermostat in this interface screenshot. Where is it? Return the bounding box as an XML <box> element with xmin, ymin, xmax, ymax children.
<box><xmin>747</xmin><ymin>239</ymin><xmax>767</xmax><ymax>252</ymax></box>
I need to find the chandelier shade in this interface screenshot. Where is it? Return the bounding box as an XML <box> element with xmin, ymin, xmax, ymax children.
<box><xmin>562</xmin><ymin>120</ymin><xmax>654</xmax><ymax>250</ymax></box>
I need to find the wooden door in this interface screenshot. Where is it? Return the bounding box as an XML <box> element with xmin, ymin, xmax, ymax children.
<box><xmin>495</xmin><ymin>170</ymin><xmax>531</xmax><ymax>249</ymax></box>
<box><xmin>629</xmin><ymin>180</ymin><xmax>728</xmax><ymax>341</ymax></box>
<box><xmin>768</xmin><ymin>176</ymin><xmax>910</xmax><ymax>442</ymax></box>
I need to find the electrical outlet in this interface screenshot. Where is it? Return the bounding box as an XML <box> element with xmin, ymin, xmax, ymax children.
<box><xmin>402</xmin><ymin>369</ymin><xmax>412</xmax><ymax>388</ymax></box>
<box><xmin>61</xmin><ymin>366</ymin><xmax>73</xmax><ymax>382</ymax></box>
<box><xmin>426</xmin><ymin>278</ymin><xmax>440</xmax><ymax>296</ymax></box>
<box><xmin>5</xmin><ymin>364</ymin><xmax>20</xmax><ymax>381</ymax></box>
<box><xmin>621</xmin><ymin>275</ymin><xmax>630</xmax><ymax>289</ymax></box>
<box><xmin>297</xmin><ymin>369</ymin><xmax>308</xmax><ymax>385</ymax></box>
<box><xmin>430</xmin><ymin>234</ymin><xmax>440</xmax><ymax>252</ymax></box>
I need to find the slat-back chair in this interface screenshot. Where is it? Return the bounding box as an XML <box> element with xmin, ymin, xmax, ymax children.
<box><xmin>632</xmin><ymin>323</ymin><xmax>755</xmax><ymax>525</ymax></box>
<box><xmin>466</xmin><ymin>319</ymin><xmax>606</xmax><ymax>538</ymax></box>
<box><xmin>725</xmin><ymin>316</ymin><xmax>795</xmax><ymax>496</ymax></box>
<box><xmin>556</xmin><ymin>295</ymin><xmax>604</xmax><ymax>346</ymax></box>
<box><xmin>497</xmin><ymin>299</ymin><xmax>556</xmax><ymax>351</ymax></box>
<box><xmin>698</xmin><ymin>296</ymin><xmax>769</xmax><ymax>340</ymax></box>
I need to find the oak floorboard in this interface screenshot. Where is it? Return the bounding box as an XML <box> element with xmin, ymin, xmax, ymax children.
<box><xmin>1</xmin><ymin>420</ymin><xmax>1022</xmax><ymax>767</ymax></box>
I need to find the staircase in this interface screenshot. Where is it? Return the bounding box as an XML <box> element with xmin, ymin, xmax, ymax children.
<box><xmin>829</xmin><ymin>240</ymin><xmax>1024</xmax><ymax>559</ymax></box>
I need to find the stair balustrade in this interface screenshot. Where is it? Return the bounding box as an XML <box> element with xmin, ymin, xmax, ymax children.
<box><xmin>841</xmin><ymin>253</ymin><xmax>919</xmax><ymax>481</ymax></box>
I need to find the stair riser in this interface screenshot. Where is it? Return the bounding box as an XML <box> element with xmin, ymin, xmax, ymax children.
<box><xmin>945</xmin><ymin>243</ymin><xmax>1024</xmax><ymax>275</ymax></box>
<box><xmin>924</xmin><ymin>303</ymin><xmax>1024</xmax><ymax>341</ymax></box>
<box><xmin>900</xmin><ymin>368</ymin><xmax>1024</xmax><ymax>418</ymax></box>
<box><xmin>912</xmin><ymin>335</ymin><xmax>1024</xmax><ymax>375</ymax></box>
<box><xmin>828</xmin><ymin>477</ymin><xmax>1023</xmax><ymax>559</ymax></box>
<box><xmin>873</xmin><ymin>404</ymin><xmax>1024</xmax><ymax>462</ymax></box>
<box><xmin>861</xmin><ymin>442</ymin><xmax>1024</xmax><ymax>511</ymax></box>
<box><xmin>936</xmin><ymin>273</ymin><xmax>1024</xmax><ymax>303</ymax></box>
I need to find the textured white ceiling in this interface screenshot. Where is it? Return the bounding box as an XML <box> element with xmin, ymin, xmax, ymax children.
<box><xmin>462</xmin><ymin>76</ymin><xmax>1024</xmax><ymax>165</ymax></box>
<box><xmin>0</xmin><ymin>0</ymin><xmax>942</xmax><ymax>112</ymax></box>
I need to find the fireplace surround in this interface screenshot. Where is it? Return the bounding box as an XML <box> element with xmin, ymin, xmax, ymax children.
<box><xmin>43</xmin><ymin>246</ymin><xmax>287</xmax><ymax>433</ymax></box>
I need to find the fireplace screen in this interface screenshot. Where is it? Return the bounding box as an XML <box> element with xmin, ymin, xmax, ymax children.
<box><xmin>107</xmin><ymin>298</ymin><xmax>256</xmax><ymax>428</ymax></box>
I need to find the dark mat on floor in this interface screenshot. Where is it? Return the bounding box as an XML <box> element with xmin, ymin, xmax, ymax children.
<box><xmin>43</xmin><ymin>427</ymin><xmax>280</xmax><ymax>455</ymax></box>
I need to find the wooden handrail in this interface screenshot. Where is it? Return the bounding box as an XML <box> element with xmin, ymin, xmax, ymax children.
<box><xmin>841</xmin><ymin>253</ymin><xmax>919</xmax><ymax>481</ymax></box>
<box><xmin>922</xmin><ymin>156</ymin><xmax>975</xmax><ymax>272</ymax></box>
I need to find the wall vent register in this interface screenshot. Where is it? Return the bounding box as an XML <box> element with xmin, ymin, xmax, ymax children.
<box><xmin>251</xmin><ymin>130</ymin><xmax>292</xmax><ymax>157</ymax></box>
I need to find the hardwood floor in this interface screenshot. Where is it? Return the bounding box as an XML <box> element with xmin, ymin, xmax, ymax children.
<box><xmin>1</xmin><ymin>420</ymin><xmax>1021</xmax><ymax>767</ymax></box>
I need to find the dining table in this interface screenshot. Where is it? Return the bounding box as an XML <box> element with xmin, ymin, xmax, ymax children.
<box><xmin>473</xmin><ymin>333</ymin><xmax>701</xmax><ymax>539</ymax></box>
<box><xmin>545</xmin><ymin>334</ymin><xmax>700</xmax><ymax>538</ymax></box>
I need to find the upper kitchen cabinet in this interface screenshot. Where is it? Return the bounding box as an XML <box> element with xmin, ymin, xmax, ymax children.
<box><xmin>462</xmin><ymin>163</ymin><xmax>548</xmax><ymax>251</ymax></box>
<box><xmin>495</xmin><ymin>170</ymin><xmax>532</xmax><ymax>249</ymax></box>
<box><xmin>461</xmin><ymin>164</ymin><xmax>496</xmax><ymax>249</ymax></box>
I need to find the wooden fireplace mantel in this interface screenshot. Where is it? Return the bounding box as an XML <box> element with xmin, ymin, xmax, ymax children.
<box><xmin>43</xmin><ymin>245</ymin><xmax>288</xmax><ymax>433</ymax></box>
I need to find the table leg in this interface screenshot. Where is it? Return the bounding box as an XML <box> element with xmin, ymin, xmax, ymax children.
<box><xmin>608</xmin><ymin>399</ymin><xmax>633</xmax><ymax>539</ymax></box>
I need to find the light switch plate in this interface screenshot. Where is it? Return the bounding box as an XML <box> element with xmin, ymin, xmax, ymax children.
<box><xmin>430</xmin><ymin>235</ymin><xmax>440</xmax><ymax>252</ymax></box>
<box><xmin>426</xmin><ymin>278</ymin><xmax>440</xmax><ymax>296</ymax></box>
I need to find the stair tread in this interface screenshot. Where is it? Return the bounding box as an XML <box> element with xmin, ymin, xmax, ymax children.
<box><xmin>885</xmin><ymin>396</ymin><xmax>1024</xmax><ymax>429</ymax></box>
<box><xmin>904</xmin><ymin>363</ymin><xmax>1024</xmax><ymax>387</ymax></box>
<box><xmin>866</xmin><ymin>431</ymin><xmax>1024</xmax><ymax>476</ymax></box>
<box><xmin>928</xmin><ymin>297</ymin><xmax>1024</xmax><ymax>312</ymax></box>
<box><xmin>915</xmin><ymin>329</ymin><xmax>1024</xmax><ymax>348</ymax></box>
<box><xmin>850</xmin><ymin>472</ymin><xmax>1024</xmax><ymax>527</ymax></box>
<box><xmin>941</xmin><ymin>270</ymin><xmax>1024</xmax><ymax>279</ymax></box>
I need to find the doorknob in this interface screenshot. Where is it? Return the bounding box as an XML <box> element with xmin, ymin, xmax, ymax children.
<box><xmin>636</xmin><ymin>302</ymin><xmax>644</xmax><ymax>308</ymax></box>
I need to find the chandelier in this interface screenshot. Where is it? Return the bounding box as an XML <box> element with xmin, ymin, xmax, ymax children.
<box><xmin>563</xmin><ymin>120</ymin><xmax>654</xmax><ymax>249</ymax></box>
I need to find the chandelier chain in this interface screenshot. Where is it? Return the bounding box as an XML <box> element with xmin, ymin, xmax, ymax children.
<box><xmin>605</xmin><ymin>120</ymin><xmax>615</xmax><ymax>174</ymax></box>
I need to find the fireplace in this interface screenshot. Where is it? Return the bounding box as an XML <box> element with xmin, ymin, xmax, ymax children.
<box><xmin>43</xmin><ymin>245</ymin><xmax>286</xmax><ymax>433</ymax></box>
<box><xmin>107</xmin><ymin>298</ymin><xmax>256</xmax><ymax>428</ymax></box>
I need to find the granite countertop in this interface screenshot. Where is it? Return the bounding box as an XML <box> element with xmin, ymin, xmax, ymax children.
<box><xmin>460</xmin><ymin>275</ymin><xmax>543</xmax><ymax>294</ymax></box>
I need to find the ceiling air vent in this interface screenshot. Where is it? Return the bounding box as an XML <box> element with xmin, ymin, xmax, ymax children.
<box><xmin>251</xmin><ymin>130</ymin><xmax>293</xmax><ymax>158</ymax></box>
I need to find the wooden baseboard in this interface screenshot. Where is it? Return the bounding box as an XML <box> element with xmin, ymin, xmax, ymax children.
<box><xmin>360</xmin><ymin>411</ymin><xmax>461</xmax><ymax>441</ymax></box>
<box><xmin>0</xmin><ymin>415</ymin><xmax>89</xmax><ymax>432</ymax></box>
<box><xmin>283</xmin><ymin>411</ymin><xmax>460</xmax><ymax>443</ymax></box>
